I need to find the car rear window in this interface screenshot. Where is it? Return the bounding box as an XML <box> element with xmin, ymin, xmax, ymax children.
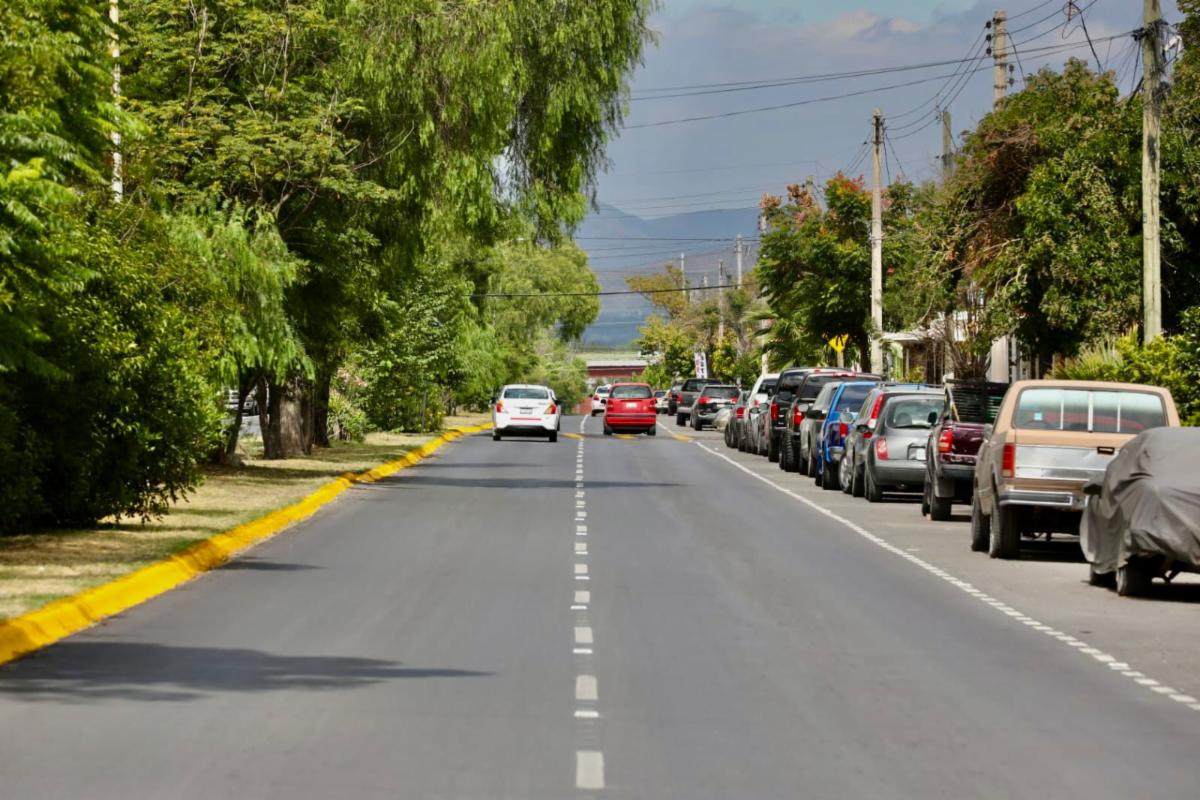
<box><xmin>834</xmin><ymin>384</ymin><xmax>874</xmax><ymax>412</ymax></box>
<box><xmin>654</xmin><ymin>390</ymin><xmax>666</xmax><ymax>398</ymax></box>
<box><xmin>799</xmin><ymin>374</ymin><xmax>848</xmax><ymax>401</ymax></box>
<box><xmin>950</xmin><ymin>383</ymin><xmax>1007</xmax><ymax>424</ymax></box>
<box><xmin>703</xmin><ymin>386</ymin><xmax>739</xmax><ymax>400</ymax></box>
<box><xmin>1015</xmin><ymin>388</ymin><xmax>1168</xmax><ymax>433</ymax></box>
<box><xmin>611</xmin><ymin>385</ymin><xmax>652</xmax><ymax>399</ymax></box>
<box><xmin>682</xmin><ymin>378</ymin><xmax>712</xmax><ymax>392</ymax></box>
<box><xmin>884</xmin><ymin>397</ymin><xmax>943</xmax><ymax>429</ymax></box>
<box><xmin>504</xmin><ymin>387</ymin><xmax>550</xmax><ymax>400</ymax></box>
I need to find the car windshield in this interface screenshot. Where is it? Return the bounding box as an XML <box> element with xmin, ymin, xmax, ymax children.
<box><xmin>611</xmin><ymin>385</ymin><xmax>652</xmax><ymax>399</ymax></box>
<box><xmin>884</xmin><ymin>397</ymin><xmax>942</xmax><ymax>429</ymax></box>
<box><xmin>1015</xmin><ymin>388</ymin><xmax>1167</xmax><ymax>433</ymax></box>
<box><xmin>834</xmin><ymin>384</ymin><xmax>874</xmax><ymax>412</ymax></box>
<box><xmin>760</xmin><ymin>379</ymin><xmax>778</xmax><ymax>395</ymax></box>
<box><xmin>703</xmin><ymin>386</ymin><xmax>740</xmax><ymax>400</ymax></box>
<box><xmin>596</xmin><ymin>386</ymin><xmax>611</xmax><ymax>396</ymax></box>
<box><xmin>503</xmin><ymin>387</ymin><xmax>550</xmax><ymax>400</ymax></box>
<box><xmin>654</xmin><ymin>390</ymin><xmax>666</xmax><ymax>398</ymax></box>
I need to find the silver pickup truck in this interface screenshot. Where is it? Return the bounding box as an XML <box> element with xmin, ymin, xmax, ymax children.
<box><xmin>672</xmin><ymin>377</ymin><xmax>720</xmax><ymax>426</ymax></box>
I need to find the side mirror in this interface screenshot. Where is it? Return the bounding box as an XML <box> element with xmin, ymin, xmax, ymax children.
<box><xmin>1082</xmin><ymin>481</ymin><xmax>1103</xmax><ymax>497</ymax></box>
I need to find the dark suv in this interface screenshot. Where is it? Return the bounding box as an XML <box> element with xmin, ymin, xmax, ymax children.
<box><xmin>763</xmin><ymin>367</ymin><xmax>818</xmax><ymax>463</ymax></box>
<box><xmin>672</xmin><ymin>377</ymin><xmax>721</xmax><ymax>426</ymax></box>
<box><xmin>778</xmin><ymin>370</ymin><xmax>865</xmax><ymax>473</ymax></box>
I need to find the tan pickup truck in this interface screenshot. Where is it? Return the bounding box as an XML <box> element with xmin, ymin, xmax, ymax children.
<box><xmin>971</xmin><ymin>380</ymin><xmax>1179</xmax><ymax>559</ymax></box>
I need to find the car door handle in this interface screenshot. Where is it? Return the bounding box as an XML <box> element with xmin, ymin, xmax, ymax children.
<box><xmin>1097</xmin><ymin>446</ymin><xmax>1115</xmax><ymax>455</ymax></box>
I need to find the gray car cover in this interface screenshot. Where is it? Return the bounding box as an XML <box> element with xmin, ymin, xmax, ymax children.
<box><xmin>1081</xmin><ymin>427</ymin><xmax>1200</xmax><ymax>574</ymax></box>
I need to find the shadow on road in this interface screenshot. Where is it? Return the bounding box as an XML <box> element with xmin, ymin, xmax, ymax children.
<box><xmin>217</xmin><ymin>557</ymin><xmax>323</xmax><ymax>572</ymax></box>
<box><xmin>0</xmin><ymin>642</ymin><xmax>490</xmax><ymax>703</ymax></box>
<box><xmin>361</xmin><ymin>476</ymin><xmax>679</xmax><ymax>491</ymax></box>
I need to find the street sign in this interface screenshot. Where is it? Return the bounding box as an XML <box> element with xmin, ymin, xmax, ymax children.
<box><xmin>829</xmin><ymin>335</ymin><xmax>849</xmax><ymax>353</ymax></box>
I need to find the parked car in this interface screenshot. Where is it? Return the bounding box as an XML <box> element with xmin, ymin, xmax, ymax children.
<box><xmin>735</xmin><ymin>373</ymin><xmax>777</xmax><ymax>451</ymax></box>
<box><xmin>840</xmin><ymin>384</ymin><xmax>934</xmax><ymax>496</ymax></box>
<box><xmin>493</xmin><ymin>384</ymin><xmax>560</xmax><ymax>442</ymax></box>
<box><xmin>857</xmin><ymin>388</ymin><xmax>944</xmax><ymax>502</ymax></box>
<box><xmin>665</xmin><ymin>381</ymin><xmax>683</xmax><ymax>414</ymax></box>
<box><xmin>972</xmin><ymin>380</ymin><xmax>1178</xmax><ymax>559</ymax></box>
<box><xmin>602</xmin><ymin>382</ymin><xmax>658</xmax><ymax>437</ymax></box>
<box><xmin>725</xmin><ymin>391</ymin><xmax>749</xmax><ymax>448</ymax></box>
<box><xmin>674</xmin><ymin>377</ymin><xmax>722</xmax><ymax>426</ymax></box>
<box><xmin>1081</xmin><ymin>427</ymin><xmax>1200</xmax><ymax>596</ymax></box>
<box><xmin>922</xmin><ymin>381</ymin><xmax>1008</xmax><ymax>521</ymax></box>
<box><xmin>781</xmin><ymin>369</ymin><xmax>863</xmax><ymax>472</ymax></box>
<box><xmin>811</xmin><ymin>380</ymin><xmax>880</xmax><ymax>490</ymax></box>
<box><xmin>590</xmin><ymin>384</ymin><xmax>612</xmax><ymax>416</ymax></box>
<box><xmin>764</xmin><ymin>366</ymin><xmax>822</xmax><ymax>463</ymax></box>
<box><xmin>690</xmin><ymin>384</ymin><xmax>739</xmax><ymax>430</ymax></box>
<box><xmin>653</xmin><ymin>390</ymin><xmax>669</xmax><ymax>414</ymax></box>
<box><xmin>713</xmin><ymin>404</ymin><xmax>735</xmax><ymax>432</ymax></box>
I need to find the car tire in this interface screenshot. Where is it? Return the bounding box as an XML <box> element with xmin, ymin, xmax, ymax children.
<box><xmin>603</xmin><ymin>422</ymin><xmax>613</xmax><ymax>436</ymax></box>
<box><xmin>1117</xmin><ymin>558</ymin><xmax>1154</xmax><ymax>597</ymax></box>
<box><xmin>840</xmin><ymin>457</ymin><xmax>853</xmax><ymax>494</ymax></box>
<box><xmin>737</xmin><ymin>430</ymin><xmax>747</xmax><ymax>452</ymax></box>
<box><xmin>548</xmin><ymin>431</ymin><xmax>558</xmax><ymax>443</ymax></box>
<box><xmin>493</xmin><ymin>430</ymin><xmax>501</xmax><ymax>441</ymax></box>
<box><xmin>970</xmin><ymin>497</ymin><xmax>989</xmax><ymax>552</ymax></box>
<box><xmin>676</xmin><ymin>413</ymin><xmax>686</xmax><ymax>427</ymax></box>
<box><xmin>851</xmin><ymin>464</ymin><xmax>865</xmax><ymax>498</ymax></box>
<box><xmin>989</xmin><ymin>504</ymin><xmax>1021</xmax><ymax>559</ymax></box>
<box><xmin>647</xmin><ymin>426</ymin><xmax>657</xmax><ymax>437</ymax></box>
<box><xmin>767</xmin><ymin>433</ymin><xmax>780</xmax><ymax>463</ymax></box>
<box><xmin>821</xmin><ymin>460</ymin><xmax>838</xmax><ymax>490</ymax></box>
<box><xmin>1088</xmin><ymin>563</ymin><xmax>1117</xmax><ymax>588</ymax></box>
<box><xmin>797</xmin><ymin>443</ymin><xmax>809</xmax><ymax>476</ymax></box>
<box><xmin>929</xmin><ymin>490</ymin><xmax>952</xmax><ymax>522</ymax></box>
<box><xmin>692</xmin><ymin>415</ymin><xmax>701</xmax><ymax>431</ymax></box>
<box><xmin>865</xmin><ymin>465</ymin><xmax>883</xmax><ymax>503</ymax></box>
<box><xmin>921</xmin><ymin>484</ymin><xmax>931</xmax><ymax>517</ymax></box>
<box><xmin>779</xmin><ymin>436</ymin><xmax>794</xmax><ymax>471</ymax></box>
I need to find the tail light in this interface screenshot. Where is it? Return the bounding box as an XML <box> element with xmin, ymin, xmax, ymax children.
<box><xmin>875</xmin><ymin>437</ymin><xmax>889</xmax><ymax>460</ymax></box>
<box><xmin>546</xmin><ymin>403</ymin><xmax>557</xmax><ymax>414</ymax></box>
<box><xmin>792</xmin><ymin>406</ymin><xmax>805</xmax><ymax>426</ymax></box>
<box><xmin>770</xmin><ymin>401</ymin><xmax>779</xmax><ymax>422</ymax></box>
<box><xmin>867</xmin><ymin>395</ymin><xmax>884</xmax><ymax>424</ymax></box>
<box><xmin>736</xmin><ymin>407</ymin><xmax>745</xmax><ymax>419</ymax></box>
<box><xmin>937</xmin><ymin>428</ymin><xmax>954</xmax><ymax>454</ymax></box>
<box><xmin>495</xmin><ymin>401</ymin><xmax>504</xmax><ymax>413</ymax></box>
<box><xmin>698</xmin><ymin>396</ymin><xmax>709</xmax><ymax>405</ymax></box>
<box><xmin>838</xmin><ymin>421</ymin><xmax>849</xmax><ymax>439</ymax></box>
<box><xmin>1001</xmin><ymin>443</ymin><xmax>1016</xmax><ymax>478</ymax></box>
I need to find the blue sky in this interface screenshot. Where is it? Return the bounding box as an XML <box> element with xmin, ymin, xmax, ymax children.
<box><xmin>593</xmin><ymin>1</ymin><xmax>1177</xmax><ymax>212</ymax></box>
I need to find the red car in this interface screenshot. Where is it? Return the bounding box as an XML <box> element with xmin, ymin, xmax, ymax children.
<box><xmin>603</xmin><ymin>383</ymin><xmax>658</xmax><ymax>436</ymax></box>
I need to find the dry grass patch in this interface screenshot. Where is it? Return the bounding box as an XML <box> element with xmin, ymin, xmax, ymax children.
<box><xmin>0</xmin><ymin>415</ymin><xmax>489</xmax><ymax>620</ymax></box>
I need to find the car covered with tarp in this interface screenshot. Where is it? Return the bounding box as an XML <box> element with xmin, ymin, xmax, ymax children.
<box><xmin>1081</xmin><ymin>427</ymin><xmax>1200</xmax><ymax>596</ymax></box>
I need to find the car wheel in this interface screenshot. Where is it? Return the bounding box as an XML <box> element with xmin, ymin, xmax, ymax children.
<box><xmin>647</xmin><ymin>426</ymin><xmax>657</xmax><ymax>437</ymax></box>
<box><xmin>548</xmin><ymin>431</ymin><xmax>558</xmax><ymax>443</ymax></box>
<box><xmin>737</xmin><ymin>430</ymin><xmax>746</xmax><ymax>452</ymax></box>
<box><xmin>864</xmin><ymin>465</ymin><xmax>883</xmax><ymax>503</ymax></box>
<box><xmin>492</xmin><ymin>430</ymin><xmax>501</xmax><ymax>441</ymax></box>
<box><xmin>921</xmin><ymin>485</ymin><xmax>931</xmax><ymax>517</ymax></box>
<box><xmin>676</xmin><ymin>413</ymin><xmax>686</xmax><ymax>427</ymax></box>
<box><xmin>970</xmin><ymin>497</ymin><xmax>989</xmax><ymax>552</ymax></box>
<box><xmin>1088</xmin><ymin>563</ymin><xmax>1117</xmax><ymax>588</ymax></box>
<box><xmin>850</xmin><ymin>464</ymin><xmax>864</xmax><ymax>498</ymax></box>
<box><xmin>840</xmin><ymin>456</ymin><xmax>853</xmax><ymax>494</ymax></box>
<box><xmin>821</xmin><ymin>460</ymin><xmax>838</xmax><ymax>490</ymax></box>
<box><xmin>1117</xmin><ymin>558</ymin><xmax>1155</xmax><ymax>597</ymax></box>
<box><xmin>692</xmin><ymin>415</ymin><xmax>701</xmax><ymax>431</ymax></box>
<box><xmin>766</xmin><ymin>432</ymin><xmax>779</xmax><ymax>463</ymax></box>
<box><xmin>989</xmin><ymin>504</ymin><xmax>1021</xmax><ymax>559</ymax></box>
<box><xmin>603</xmin><ymin>422</ymin><xmax>613</xmax><ymax>436</ymax></box>
<box><xmin>929</xmin><ymin>489</ymin><xmax>952</xmax><ymax>522</ymax></box>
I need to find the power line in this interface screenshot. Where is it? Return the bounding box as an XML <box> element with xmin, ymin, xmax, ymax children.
<box><xmin>574</xmin><ymin>236</ymin><xmax>760</xmax><ymax>242</ymax></box>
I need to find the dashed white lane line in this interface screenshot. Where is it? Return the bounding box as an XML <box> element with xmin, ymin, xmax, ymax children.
<box><xmin>695</xmin><ymin>441</ymin><xmax>1200</xmax><ymax>717</ymax></box>
<box><xmin>576</xmin><ymin>751</ymin><xmax>605</xmax><ymax>790</ymax></box>
<box><xmin>575</xmin><ymin>590</ymin><xmax>590</xmax><ymax>605</ymax></box>
<box><xmin>575</xmin><ymin>563</ymin><xmax>589</xmax><ymax>575</ymax></box>
<box><xmin>574</xmin><ymin>709</ymin><xmax>600</xmax><ymax>719</ymax></box>
<box><xmin>576</xmin><ymin>543</ymin><xmax>588</xmax><ymax>555</ymax></box>
<box><xmin>575</xmin><ymin>626</ymin><xmax>594</xmax><ymax>645</ymax></box>
<box><xmin>576</xmin><ymin>674</ymin><xmax>599</xmax><ymax>701</ymax></box>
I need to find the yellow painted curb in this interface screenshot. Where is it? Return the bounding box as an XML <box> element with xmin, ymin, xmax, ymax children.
<box><xmin>0</xmin><ymin>423</ymin><xmax>492</xmax><ymax>667</ymax></box>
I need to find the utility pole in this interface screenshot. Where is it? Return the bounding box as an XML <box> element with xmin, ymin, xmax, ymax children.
<box><xmin>941</xmin><ymin>109</ymin><xmax>955</xmax><ymax>182</ymax></box>
<box><xmin>735</xmin><ymin>234</ymin><xmax>744</xmax><ymax>287</ymax></box>
<box><xmin>1142</xmin><ymin>0</ymin><xmax>1164</xmax><ymax>341</ymax></box>
<box><xmin>991</xmin><ymin>10</ymin><xmax>1008</xmax><ymax>109</ymax></box>
<box><xmin>110</xmin><ymin>0</ymin><xmax>123</xmax><ymax>201</ymax></box>
<box><xmin>680</xmin><ymin>252</ymin><xmax>687</xmax><ymax>305</ymax></box>
<box><xmin>717</xmin><ymin>260</ymin><xmax>726</xmax><ymax>342</ymax></box>
<box><xmin>870</xmin><ymin>109</ymin><xmax>884</xmax><ymax>373</ymax></box>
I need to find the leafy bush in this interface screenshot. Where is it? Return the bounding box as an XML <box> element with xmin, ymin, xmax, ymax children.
<box><xmin>327</xmin><ymin>388</ymin><xmax>370</xmax><ymax>443</ymax></box>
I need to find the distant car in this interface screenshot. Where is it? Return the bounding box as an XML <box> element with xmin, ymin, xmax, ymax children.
<box><xmin>922</xmin><ymin>381</ymin><xmax>1008</xmax><ymax>521</ymax></box>
<box><xmin>811</xmin><ymin>380</ymin><xmax>880</xmax><ymax>490</ymax></box>
<box><xmin>665</xmin><ymin>381</ymin><xmax>683</xmax><ymax>414</ymax></box>
<box><xmin>493</xmin><ymin>384</ymin><xmax>559</xmax><ymax>442</ymax></box>
<box><xmin>860</xmin><ymin>388</ymin><xmax>944</xmax><ymax>502</ymax></box>
<box><xmin>735</xmin><ymin>373</ymin><xmax>778</xmax><ymax>452</ymax></box>
<box><xmin>673</xmin><ymin>377</ymin><xmax>721</xmax><ymax>425</ymax></box>
<box><xmin>603</xmin><ymin>382</ymin><xmax>658</xmax><ymax>436</ymax></box>
<box><xmin>653</xmin><ymin>390</ymin><xmax>669</xmax><ymax>414</ymax></box>
<box><xmin>1081</xmin><ymin>427</ymin><xmax>1200</xmax><ymax>596</ymax></box>
<box><xmin>690</xmin><ymin>384</ymin><xmax>740</xmax><ymax>430</ymax></box>
<box><xmin>785</xmin><ymin>370</ymin><xmax>864</xmax><ymax>473</ymax></box>
<box><xmin>726</xmin><ymin>391</ymin><xmax>749</xmax><ymax>449</ymax></box>
<box><xmin>972</xmin><ymin>380</ymin><xmax>1178</xmax><ymax>559</ymax></box>
<box><xmin>590</xmin><ymin>384</ymin><xmax>612</xmax><ymax>416</ymax></box>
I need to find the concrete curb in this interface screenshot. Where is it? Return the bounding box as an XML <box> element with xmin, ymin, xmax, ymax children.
<box><xmin>0</xmin><ymin>423</ymin><xmax>491</xmax><ymax>667</ymax></box>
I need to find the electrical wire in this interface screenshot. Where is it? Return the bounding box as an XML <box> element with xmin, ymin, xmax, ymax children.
<box><xmin>474</xmin><ymin>282</ymin><xmax>744</xmax><ymax>299</ymax></box>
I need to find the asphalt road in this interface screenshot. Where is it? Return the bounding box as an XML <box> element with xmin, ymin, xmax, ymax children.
<box><xmin>2</xmin><ymin>415</ymin><xmax>1199</xmax><ymax>798</ymax></box>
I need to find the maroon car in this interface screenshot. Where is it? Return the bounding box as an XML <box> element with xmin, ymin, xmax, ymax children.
<box><xmin>922</xmin><ymin>380</ymin><xmax>1009</xmax><ymax>521</ymax></box>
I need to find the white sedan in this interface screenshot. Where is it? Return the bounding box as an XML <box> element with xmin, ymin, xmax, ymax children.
<box><xmin>493</xmin><ymin>384</ymin><xmax>560</xmax><ymax>442</ymax></box>
<box><xmin>590</xmin><ymin>384</ymin><xmax>612</xmax><ymax>416</ymax></box>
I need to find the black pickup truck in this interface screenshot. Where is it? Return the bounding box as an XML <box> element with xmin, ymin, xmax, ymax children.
<box><xmin>922</xmin><ymin>380</ymin><xmax>1009</xmax><ymax>521</ymax></box>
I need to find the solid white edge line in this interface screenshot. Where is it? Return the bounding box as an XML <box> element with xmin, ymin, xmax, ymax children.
<box><xmin>691</xmin><ymin>440</ymin><xmax>1200</xmax><ymax>715</ymax></box>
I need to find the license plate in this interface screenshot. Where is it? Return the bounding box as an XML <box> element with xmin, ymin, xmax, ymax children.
<box><xmin>519</xmin><ymin>407</ymin><xmax>533</xmax><ymax>414</ymax></box>
<box><xmin>909</xmin><ymin>446</ymin><xmax>926</xmax><ymax>461</ymax></box>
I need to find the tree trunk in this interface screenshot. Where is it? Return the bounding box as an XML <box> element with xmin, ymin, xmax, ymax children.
<box><xmin>221</xmin><ymin>372</ymin><xmax>256</xmax><ymax>463</ymax></box>
<box><xmin>857</xmin><ymin>333</ymin><xmax>873</xmax><ymax>374</ymax></box>
<box><xmin>312</xmin><ymin>365</ymin><xmax>332</xmax><ymax>449</ymax></box>
<box><xmin>265</xmin><ymin>376</ymin><xmax>308</xmax><ymax>459</ymax></box>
